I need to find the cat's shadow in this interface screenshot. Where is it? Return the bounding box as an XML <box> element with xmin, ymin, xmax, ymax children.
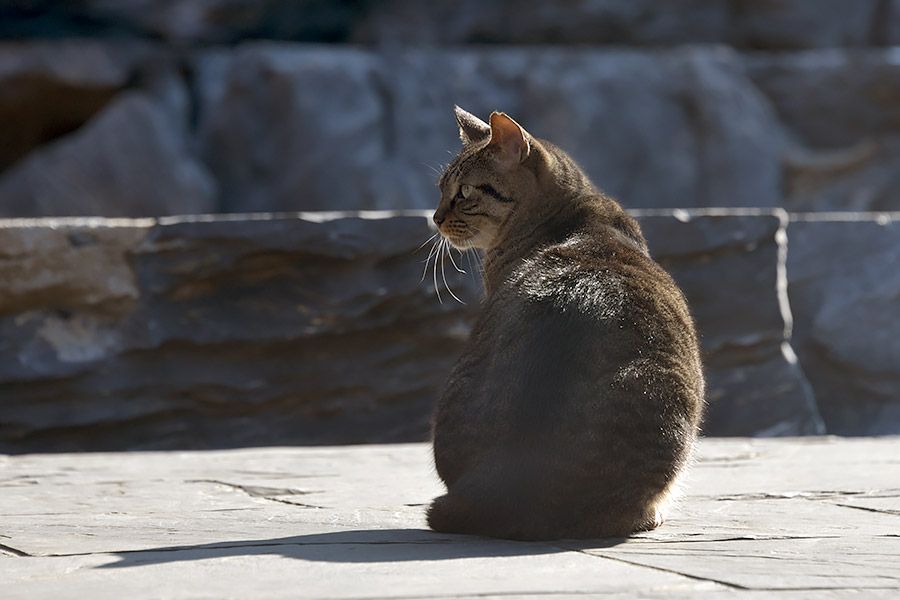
<box><xmin>98</xmin><ymin>528</ymin><xmax>627</xmax><ymax>568</ymax></box>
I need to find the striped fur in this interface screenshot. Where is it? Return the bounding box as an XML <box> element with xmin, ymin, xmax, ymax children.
<box><xmin>428</xmin><ymin>108</ymin><xmax>705</xmax><ymax>540</ymax></box>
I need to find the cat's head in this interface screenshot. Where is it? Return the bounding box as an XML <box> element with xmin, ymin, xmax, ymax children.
<box><xmin>434</xmin><ymin>107</ymin><xmax>543</xmax><ymax>250</ymax></box>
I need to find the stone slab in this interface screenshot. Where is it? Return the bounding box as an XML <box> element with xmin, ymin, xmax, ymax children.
<box><xmin>1</xmin><ymin>437</ymin><xmax>899</xmax><ymax>599</ymax></box>
<box><xmin>786</xmin><ymin>214</ymin><xmax>900</xmax><ymax>435</ymax></box>
<box><xmin>0</xmin><ymin>211</ymin><xmax>819</xmax><ymax>451</ymax></box>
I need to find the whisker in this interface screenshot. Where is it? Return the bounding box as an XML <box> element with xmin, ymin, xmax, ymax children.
<box><xmin>440</xmin><ymin>240</ymin><xmax>465</xmax><ymax>305</ymax></box>
<box><xmin>433</xmin><ymin>238</ymin><xmax>443</xmax><ymax>304</ymax></box>
<box><xmin>421</xmin><ymin>237</ymin><xmax>441</xmax><ymax>283</ymax></box>
<box><xmin>447</xmin><ymin>245</ymin><xmax>466</xmax><ymax>274</ymax></box>
<box><xmin>414</xmin><ymin>232</ymin><xmax>439</xmax><ymax>253</ymax></box>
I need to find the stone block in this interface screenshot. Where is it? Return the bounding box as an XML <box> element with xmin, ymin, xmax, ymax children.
<box><xmin>355</xmin><ymin>0</ymin><xmax>882</xmax><ymax>49</ymax></box>
<box><xmin>636</xmin><ymin>210</ymin><xmax>823</xmax><ymax>436</ymax></box>
<box><xmin>0</xmin><ymin>91</ymin><xmax>217</xmax><ymax>217</ymax></box>
<box><xmin>745</xmin><ymin>49</ymin><xmax>900</xmax><ymax>149</ymax></box>
<box><xmin>783</xmin><ymin>138</ymin><xmax>900</xmax><ymax>212</ymax></box>
<box><xmin>0</xmin><ymin>211</ymin><xmax>828</xmax><ymax>452</ymax></box>
<box><xmin>787</xmin><ymin>214</ymin><xmax>900</xmax><ymax>435</ymax></box>
<box><xmin>195</xmin><ymin>44</ymin><xmax>786</xmax><ymax>213</ymax></box>
<box><xmin>0</xmin><ymin>39</ymin><xmax>155</xmax><ymax>173</ymax></box>
<box><xmin>0</xmin><ymin>213</ymin><xmax>479</xmax><ymax>452</ymax></box>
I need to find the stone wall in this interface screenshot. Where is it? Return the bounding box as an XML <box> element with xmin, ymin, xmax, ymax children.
<box><xmin>2</xmin><ymin>4</ymin><xmax>900</xmax><ymax>217</ymax></box>
<box><xmin>1</xmin><ymin>210</ymin><xmax>896</xmax><ymax>453</ymax></box>
<box><xmin>1</xmin><ymin>3</ymin><xmax>899</xmax><ymax>449</ymax></box>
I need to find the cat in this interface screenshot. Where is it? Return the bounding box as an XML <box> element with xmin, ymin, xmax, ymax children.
<box><xmin>427</xmin><ymin>107</ymin><xmax>705</xmax><ymax>541</ymax></box>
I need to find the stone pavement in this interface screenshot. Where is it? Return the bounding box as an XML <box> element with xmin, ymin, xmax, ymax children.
<box><xmin>2</xmin><ymin>437</ymin><xmax>899</xmax><ymax>599</ymax></box>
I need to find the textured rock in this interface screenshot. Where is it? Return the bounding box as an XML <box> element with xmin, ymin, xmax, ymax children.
<box><xmin>355</xmin><ymin>0</ymin><xmax>886</xmax><ymax>49</ymax></box>
<box><xmin>787</xmin><ymin>214</ymin><xmax>900</xmax><ymax>435</ymax></box>
<box><xmin>0</xmin><ymin>213</ymin><xmax>479</xmax><ymax>452</ymax></box>
<box><xmin>0</xmin><ymin>39</ymin><xmax>155</xmax><ymax>173</ymax></box>
<box><xmin>783</xmin><ymin>138</ymin><xmax>900</xmax><ymax>212</ymax></box>
<box><xmin>193</xmin><ymin>45</ymin><xmax>396</xmax><ymax>213</ymax></box>
<box><xmin>54</xmin><ymin>0</ymin><xmax>362</xmax><ymax>44</ymax></box>
<box><xmin>3</xmin><ymin>1</ymin><xmax>893</xmax><ymax>48</ymax></box>
<box><xmin>745</xmin><ymin>50</ymin><xmax>900</xmax><ymax>211</ymax></box>
<box><xmin>0</xmin><ymin>211</ymin><xmax>827</xmax><ymax>452</ymax></box>
<box><xmin>745</xmin><ymin>49</ymin><xmax>900</xmax><ymax>149</ymax></box>
<box><xmin>636</xmin><ymin>210</ymin><xmax>822</xmax><ymax>436</ymax></box>
<box><xmin>195</xmin><ymin>44</ymin><xmax>787</xmax><ymax>213</ymax></box>
<box><xmin>730</xmin><ymin>0</ymin><xmax>883</xmax><ymax>49</ymax></box>
<box><xmin>0</xmin><ymin>91</ymin><xmax>216</xmax><ymax>217</ymax></box>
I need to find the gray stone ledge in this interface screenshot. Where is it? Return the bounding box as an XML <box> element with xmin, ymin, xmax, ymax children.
<box><xmin>0</xmin><ymin>210</ymin><xmax>897</xmax><ymax>451</ymax></box>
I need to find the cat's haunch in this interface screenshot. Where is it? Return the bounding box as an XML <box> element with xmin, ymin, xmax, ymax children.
<box><xmin>427</xmin><ymin>107</ymin><xmax>705</xmax><ymax>541</ymax></box>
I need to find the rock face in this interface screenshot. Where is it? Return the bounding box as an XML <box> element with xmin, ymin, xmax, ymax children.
<box><xmin>4</xmin><ymin>1</ymin><xmax>896</xmax><ymax>47</ymax></box>
<box><xmin>0</xmin><ymin>213</ymin><xmax>479</xmax><ymax>451</ymax></box>
<box><xmin>3</xmin><ymin>38</ymin><xmax>900</xmax><ymax>217</ymax></box>
<box><xmin>787</xmin><ymin>214</ymin><xmax>900</xmax><ymax>435</ymax></box>
<box><xmin>0</xmin><ymin>5</ymin><xmax>898</xmax><ymax>447</ymax></box>
<box><xmin>193</xmin><ymin>46</ymin><xmax>392</xmax><ymax>213</ymax></box>
<box><xmin>193</xmin><ymin>44</ymin><xmax>786</xmax><ymax>213</ymax></box>
<box><xmin>0</xmin><ymin>211</ymin><xmax>838</xmax><ymax>453</ymax></box>
<box><xmin>745</xmin><ymin>50</ymin><xmax>900</xmax><ymax>149</ymax></box>
<box><xmin>355</xmin><ymin>0</ymin><xmax>889</xmax><ymax>49</ymax></box>
<box><xmin>636</xmin><ymin>210</ymin><xmax>822</xmax><ymax>436</ymax></box>
<box><xmin>0</xmin><ymin>92</ymin><xmax>217</xmax><ymax>217</ymax></box>
<box><xmin>0</xmin><ymin>39</ymin><xmax>151</xmax><ymax>172</ymax></box>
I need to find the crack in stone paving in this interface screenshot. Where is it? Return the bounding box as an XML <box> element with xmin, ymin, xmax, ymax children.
<box><xmin>632</xmin><ymin>535</ymin><xmax>844</xmax><ymax>544</ymax></box>
<box><xmin>697</xmin><ymin>489</ymin><xmax>900</xmax><ymax>502</ymax></box>
<box><xmin>561</xmin><ymin>546</ymin><xmax>900</xmax><ymax>593</ymax></box>
<box><xmin>0</xmin><ymin>542</ymin><xmax>31</xmax><ymax>557</ymax></box>
<box><xmin>556</xmin><ymin>546</ymin><xmax>747</xmax><ymax>591</ymax></box>
<box><xmin>830</xmin><ymin>502</ymin><xmax>900</xmax><ymax>516</ymax></box>
<box><xmin>186</xmin><ymin>479</ymin><xmax>326</xmax><ymax>509</ymax></box>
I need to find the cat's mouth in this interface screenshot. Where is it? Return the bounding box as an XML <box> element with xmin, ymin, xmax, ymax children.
<box><xmin>436</xmin><ymin>224</ymin><xmax>470</xmax><ymax>249</ymax></box>
<box><xmin>442</xmin><ymin>234</ymin><xmax>470</xmax><ymax>249</ymax></box>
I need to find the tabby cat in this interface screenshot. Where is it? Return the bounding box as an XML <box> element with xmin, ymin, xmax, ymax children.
<box><xmin>427</xmin><ymin>107</ymin><xmax>705</xmax><ymax>541</ymax></box>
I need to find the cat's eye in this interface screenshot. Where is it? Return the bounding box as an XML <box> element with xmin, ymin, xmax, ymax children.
<box><xmin>460</xmin><ymin>184</ymin><xmax>473</xmax><ymax>199</ymax></box>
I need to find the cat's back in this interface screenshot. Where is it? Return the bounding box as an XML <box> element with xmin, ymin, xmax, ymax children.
<box><xmin>493</xmin><ymin>214</ymin><xmax>698</xmax><ymax>369</ymax></box>
<box><xmin>428</xmin><ymin>108</ymin><xmax>704</xmax><ymax>540</ymax></box>
<box><xmin>439</xmin><ymin>213</ymin><xmax>702</xmax><ymax>447</ymax></box>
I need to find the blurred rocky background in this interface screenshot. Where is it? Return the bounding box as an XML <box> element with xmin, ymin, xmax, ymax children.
<box><xmin>0</xmin><ymin>1</ymin><xmax>898</xmax><ymax>451</ymax></box>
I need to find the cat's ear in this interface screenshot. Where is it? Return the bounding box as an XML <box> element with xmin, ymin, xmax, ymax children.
<box><xmin>488</xmin><ymin>111</ymin><xmax>530</xmax><ymax>167</ymax></box>
<box><xmin>455</xmin><ymin>105</ymin><xmax>491</xmax><ymax>145</ymax></box>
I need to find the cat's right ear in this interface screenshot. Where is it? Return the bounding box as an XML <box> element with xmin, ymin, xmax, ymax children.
<box><xmin>455</xmin><ymin>106</ymin><xmax>491</xmax><ymax>145</ymax></box>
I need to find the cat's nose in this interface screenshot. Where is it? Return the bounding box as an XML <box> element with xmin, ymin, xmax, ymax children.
<box><xmin>433</xmin><ymin>210</ymin><xmax>446</xmax><ymax>226</ymax></box>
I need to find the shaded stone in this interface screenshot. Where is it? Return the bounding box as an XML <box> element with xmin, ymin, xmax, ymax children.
<box><xmin>636</xmin><ymin>210</ymin><xmax>822</xmax><ymax>437</ymax></box>
<box><xmin>195</xmin><ymin>44</ymin><xmax>787</xmax><ymax>213</ymax></box>
<box><xmin>0</xmin><ymin>39</ymin><xmax>156</xmax><ymax>173</ymax></box>
<box><xmin>0</xmin><ymin>213</ymin><xmax>479</xmax><ymax>452</ymax></box>
<box><xmin>390</xmin><ymin>46</ymin><xmax>787</xmax><ymax>210</ymax></box>
<box><xmin>787</xmin><ymin>214</ymin><xmax>900</xmax><ymax>435</ymax></box>
<box><xmin>72</xmin><ymin>0</ymin><xmax>364</xmax><ymax>44</ymax></box>
<box><xmin>193</xmin><ymin>45</ymin><xmax>396</xmax><ymax>213</ymax></box>
<box><xmin>730</xmin><ymin>0</ymin><xmax>882</xmax><ymax>50</ymax></box>
<box><xmin>0</xmin><ymin>211</ymin><xmax>829</xmax><ymax>452</ymax></box>
<box><xmin>355</xmin><ymin>0</ymin><xmax>884</xmax><ymax>49</ymax></box>
<box><xmin>782</xmin><ymin>138</ymin><xmax>900</xmax><ymax>212</ymax></box>
<box><xmin>745</xmin><ymin>49</ymin><xmax>900</xmax><ymax>149</ymax></box>
<box><xmin>0</xmin><ymin>90</ymin><xmax>217</xmax><ymax>218</ymax></box>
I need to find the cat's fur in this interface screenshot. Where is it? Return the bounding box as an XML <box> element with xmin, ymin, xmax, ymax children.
<box><xmin>427</xmin><ymin>107</ymin><xmax>705</xmax><ymax>541</ymax></box>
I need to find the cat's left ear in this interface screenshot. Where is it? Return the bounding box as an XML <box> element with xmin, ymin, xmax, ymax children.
<box><xmin>455</xmin><ymin>106</ymin><xmax>491</xmax><ymax>145</ymax></box>
<box><xmin>488</xmin><ymin>112</ymin><xmax>530</xmax><ymax>168</ymax></box>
